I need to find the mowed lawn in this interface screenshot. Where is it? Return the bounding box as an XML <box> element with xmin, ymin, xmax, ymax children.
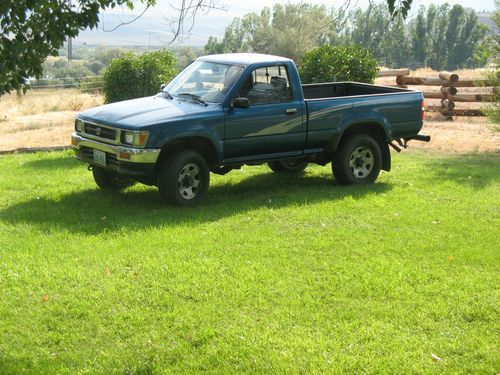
<box><xmin>0</xmin><ymin>150</ymin><xmax>498</xmax><ymax>374</ymax></box>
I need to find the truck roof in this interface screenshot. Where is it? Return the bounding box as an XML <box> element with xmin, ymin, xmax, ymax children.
<box><xmin>197</xmin><ymin>53</ymin><xmax>292</xmax><ymax>66</ymax></box>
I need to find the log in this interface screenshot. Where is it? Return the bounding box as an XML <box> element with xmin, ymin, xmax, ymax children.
<box><xmin>376</xmin><ymin>69</ymin><xmax>410</xmax><ymax>77</ymax></box>
<box><xmin>440</xmin><ymin>86</ymin><xmax>458</xmax><ymax>96</ymax></box>
<box><xmin>441</xmin><ymin>108</ymin><xmax>485</xmax><ymax>117</ymax></box>
<box><xmin>441</xmin><ymin>79</ymin><xmax>496</xmax><ymax>87</ymax></box>
<box><xmin>447</xmin><ymin>93</ymin><xmax>494</xmax><ymax>102</ymax></box>
<box><xmin>438</xmin><ymin>72</ymin><xmax>459</xmax><ymax>82</ymax></box>
<box><xmin>397</xmin><ymin>75</ymin><xmax>446</xmax><ymax>86</ymax></box>
<box><xmin>398</xmin><ymin>76</ymin><xmax>496</xmax><ymax>87</ymax></box>
<box><xmin>422</xmin><ymin>91</ymin><xmax>445</xmax><ymax>99</ymax></box>
<box><xmin>440</xmin><ymin>98</ymin><xmax>456</xmax><ymax>110</ymax></box>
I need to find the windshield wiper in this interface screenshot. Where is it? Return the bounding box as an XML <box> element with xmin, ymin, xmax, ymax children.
<box><xmin>161</xmin><ymin>90</ymin><xmax>173</xmax><ymax>99</ymax></box>
<box><xmin>176</xmin><ymin>93</ymin><xmax>207</xmax><ymax>106</ymax></box>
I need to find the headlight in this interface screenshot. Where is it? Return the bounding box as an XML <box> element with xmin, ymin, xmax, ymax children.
<box><xmin>75</xmin><ymin>118</ymin><xmax>84</xmax><ymax>133</ymax></box>
<box><xmin>121</xmin><ymin>130</ymin><xmax>149</xmax><ymax>147</ymax></box>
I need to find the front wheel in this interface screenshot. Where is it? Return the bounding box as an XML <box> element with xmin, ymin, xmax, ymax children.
<box><xmin>268</xmin><ymin>159</ymin><xmax>308</xmax><ymax>173</ymax></box>
<box><xmin>332</xmin><ymin>134</ymin><xmax>382</xmax><ymax>185</ymax></box>
<box><xmin>92</xmin><ymin>166</ymin><xmax>136</xmax><ymax>191</ymax></box>
<box><xmin>158</xmin><ymin>150</ymin><xmax>210</xmax><ymax>206</ymax></box>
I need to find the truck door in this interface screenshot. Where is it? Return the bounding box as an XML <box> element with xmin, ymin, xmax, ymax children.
<box><xmin>223</xmin><ymin>64</ymin><xmax>305</xmax><ymax>161</ymax></box>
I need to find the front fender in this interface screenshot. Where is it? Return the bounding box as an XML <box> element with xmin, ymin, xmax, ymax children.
<box><xmin>154</xmin><ymin>125</ymin><xmax>224</xmax><ymax>164</ymax></box>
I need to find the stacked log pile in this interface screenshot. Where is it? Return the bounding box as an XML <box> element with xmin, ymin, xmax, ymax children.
<box><xmin>376</xmin><ymin>69</ymin><xmax>496</xmax><ymax>120</ymax></box>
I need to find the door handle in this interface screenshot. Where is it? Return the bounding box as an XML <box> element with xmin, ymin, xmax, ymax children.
<box><xmin>285</xmin><ymin>108</ymin><xmax>298</xmax><ymax>115</ymax></box>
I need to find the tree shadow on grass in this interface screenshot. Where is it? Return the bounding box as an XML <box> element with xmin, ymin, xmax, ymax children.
<box><xmin>21</xmin><ymin>154</ymin><xmax>81</xmax><ymax>170</ymax></box>
<box><xmin>419</xmin><ymin>152</ymin><xmax>500</xmax><ymax>189</ymax></box>
<box><xmin>0</xmin><ymin>171</ymin><xmax>391</xmax><ymax>235</ymax></box>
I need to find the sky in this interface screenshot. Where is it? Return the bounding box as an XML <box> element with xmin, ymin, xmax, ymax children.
<box><xmin>75</xmin><ymin>0</ymin><xmax>496</xmax><ymax>46</ymax></box>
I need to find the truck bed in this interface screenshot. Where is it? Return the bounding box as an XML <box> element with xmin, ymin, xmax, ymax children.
<box><xmin>302</xmin><ymin>82</ymin><xmax>409</xmax><ymax>100</ymax></box>
<box><xmin>302</xmin><ymin>82</ymin><xmax>424</xmax><ymax>150</ymax></box>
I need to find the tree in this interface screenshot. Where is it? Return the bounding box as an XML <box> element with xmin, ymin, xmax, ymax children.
<box><xmin>0</xmin><ymin>0</ymin><xmax>216</xmax><ymax>96</ymax></box>
<box><xmin>411</xmin><ymin>3</ymin><xmax>487</xmax><ymax>70</ymax></box>
<box><xmin>412</xmin><ymin>7</ymin><xmax>428</xmax><ymax>65</ymax></box>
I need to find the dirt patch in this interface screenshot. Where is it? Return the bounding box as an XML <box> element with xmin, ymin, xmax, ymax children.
<box><xmin>408</xmin><ymin>118</ymin><xmax>499</xmax><ymax>154</ymax></box>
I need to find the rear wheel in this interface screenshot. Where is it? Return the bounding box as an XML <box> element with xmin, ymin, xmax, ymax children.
<box><xmin>158</xmin><ymin>150</ymin><xmax>210</xmax><ymax>206</ymax></box>
<box><xmin>332</xmin><ymin>134</ymin><xmax>382</xmax><ymax>185</ymax></box>
<box><xmin>268</xmin><ymin>158</ymin><xmax>308</xmax><ymax>173</ymax></box>
<box><xmin>92</xmin><ymin>166</ymin><xmax>136</xmax><ymax>191</ymax></box>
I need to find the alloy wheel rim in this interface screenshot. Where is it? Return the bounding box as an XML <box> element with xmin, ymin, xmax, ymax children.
<box><xmin>177</xmin><ymin>163</ymin><xmax>201</xmax><ymax>199</ymax></box>
<box><xmin>349</xmin><ymin>146</ymin><xmax>374</xmax><ymax>179</ymax></box>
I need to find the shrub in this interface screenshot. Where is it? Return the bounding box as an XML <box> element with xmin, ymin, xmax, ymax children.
<box><xmin>482</xmin><ymin>68</ymin><xmax>500</xmax><ymax>131</ymax></box>
<box><xmin>102</xmin><ymin>50</ymin><xmax>177</xmax><ymax>103</ymax></box>
<box><xmin>299</xmin><ymin>45</ymin><xmax>378</xmax><ymax>84</ymax></box>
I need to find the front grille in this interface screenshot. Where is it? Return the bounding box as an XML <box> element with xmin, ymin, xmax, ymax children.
<box><xmin>81</xmin><ymin>147</ymin><xmax>118</xmax><ymax>167</ymax></box>
<box><xmin>83</xmin><ymin>122</ymin><xmax>117</xmax><ymax>141</ymax></box>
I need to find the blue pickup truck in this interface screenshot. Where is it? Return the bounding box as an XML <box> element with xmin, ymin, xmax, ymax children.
<box><xmin>72</xmin><ymin>53</ymin><xmax>429</xmax><ymax>205</ymax></box>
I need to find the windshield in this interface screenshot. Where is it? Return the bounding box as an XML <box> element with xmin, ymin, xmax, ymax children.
<box><xmin>164</xmin><ymin>60</ymin><xmax>245</xmax><ymax>103</ymax></box>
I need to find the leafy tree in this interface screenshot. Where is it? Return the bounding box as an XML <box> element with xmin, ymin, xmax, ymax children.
<box><xmin>410</xmin><ymin>3</ymin><xmax>487</xmax><ymax>70</ymax></box>
<box><xmin>0</xmin><ymin>0</ymin><xmax>157</xmax><ymax>96</ymax></box>
<box><xmin>412</xmin><ymin>7</ymin><xmax>428</xmax><ymax>65</ymax></box>
<box><xmin>0</xmin><ymin>0</ymin><xmax>218</xmax><ymax>97</ymax></box>
<box><xmin>299</xmin><ymin>45</ymin><xmax>378</xmax><ymax>84</ymax></box>
<box><xmin>204</xmin><ymin>17</ymin><xmax>252</xmax><ymax>55</ymax></box>
<box><xmin>102</xmin><ymin>50</ymin><xmax>177</xmax><ymax>103</ymax></box>
<box><xmin>204</xmin><ymin>3</ymin><xmax>334</xmax><ymax>63</ymax></box>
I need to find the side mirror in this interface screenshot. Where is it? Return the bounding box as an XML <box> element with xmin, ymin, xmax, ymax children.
<box><xmin>231</xmin><ymin>97</ymin><xmax>250</xmax><ymax>109</ymax></box>
<box><xmin>160</xmin><ymin>83</ymin><xmax>166</xmax><ymax>91</ymax></box>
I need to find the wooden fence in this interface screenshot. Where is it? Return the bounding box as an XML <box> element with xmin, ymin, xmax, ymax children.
<box><xmin>376</xmin><ymin>69</ymin><xmax>495</xmax><ymax>119</ymax></box>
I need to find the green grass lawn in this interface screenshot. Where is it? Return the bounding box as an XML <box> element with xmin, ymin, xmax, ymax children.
<box><xmin>0</xmin><ymin>150</ymin><xmax>498</xmax><ymax>374</ymax></box>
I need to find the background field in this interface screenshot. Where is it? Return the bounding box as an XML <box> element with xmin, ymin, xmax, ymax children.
<box><xmin>0</xmin><ymin>150</ymin><xmax>498</xmax><ymax>373</ymax></box>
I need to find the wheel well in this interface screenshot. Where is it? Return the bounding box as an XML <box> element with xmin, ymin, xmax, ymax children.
<box><xmin>341</xmin><ymin>122</ymin><xmax>388</xmax><ymax>144</ymax></box>
<box><xmin>156</xmin><ymin>137</ymin><xmax>219</xmax><ymax>170</ymax></box>
<box><xmin>334</xmin><ymin>122</ymin><xmax>391</xmax><ymax>172</ymax></box>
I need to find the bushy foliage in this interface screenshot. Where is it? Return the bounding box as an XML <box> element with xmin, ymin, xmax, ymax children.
<box><xmin>102</xmin><ymin>50</ymin><xmax>177</xmax><ymax>103</ymax></box>
<box><xmin>299</xmin><ymin>45</ymin><xmax>378</xmax><ymax>84</ymax></box>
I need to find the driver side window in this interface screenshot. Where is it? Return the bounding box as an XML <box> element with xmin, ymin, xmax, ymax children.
<box><xmin>239</xmin><ymin>65</ymin><xmax>293</xmax><ymax>105</ymax></box>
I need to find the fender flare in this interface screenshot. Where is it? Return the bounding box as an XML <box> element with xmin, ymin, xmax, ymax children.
<box><xmin>158</xmin><ymin>125</ymin><xmax>223</xmax><ymax>165</ymax></box>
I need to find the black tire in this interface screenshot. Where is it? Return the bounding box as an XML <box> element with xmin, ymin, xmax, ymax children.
<box><xmin>268</xmin><ymin>159</ymin><xmax>308</xmax><ymax>173</ymax></box>
<box><xmin>332</xmin><ymin>134</ymin><xmax>382</xmax><ymax>185</ymax></box>
<box><xmin>158</xmin><ymin>149</ymin><xmax>210</xmax><ymax>206</ymax></box>
<box><xmin>92</xmin><ymin>166</ymin><xmax>136</xmax><ymax>191</ymax></box>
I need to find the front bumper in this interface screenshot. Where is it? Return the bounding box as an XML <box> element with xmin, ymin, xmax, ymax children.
<box><xmin>71</xmin><ymin>132</ymin><xmax>161</xmax><ymax>176</ymax></box>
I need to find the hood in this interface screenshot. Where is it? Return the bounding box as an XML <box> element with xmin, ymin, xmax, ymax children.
<box><xmin>78</xmin><ymin>95</ymin><xmax>213</xmax><ymax>129</ymax></box>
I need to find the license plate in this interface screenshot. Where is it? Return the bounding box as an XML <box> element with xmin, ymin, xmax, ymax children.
<box><xmin>93</xmin><ymin>149</ymin><xmax>106</xmax><ymax>166</ymax></box>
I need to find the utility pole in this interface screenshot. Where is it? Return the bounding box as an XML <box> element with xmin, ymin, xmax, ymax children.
<box><xmin>68</xmin><ymin>37</ymin><xmax>73</xmax><ymax>61</ymax></box>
